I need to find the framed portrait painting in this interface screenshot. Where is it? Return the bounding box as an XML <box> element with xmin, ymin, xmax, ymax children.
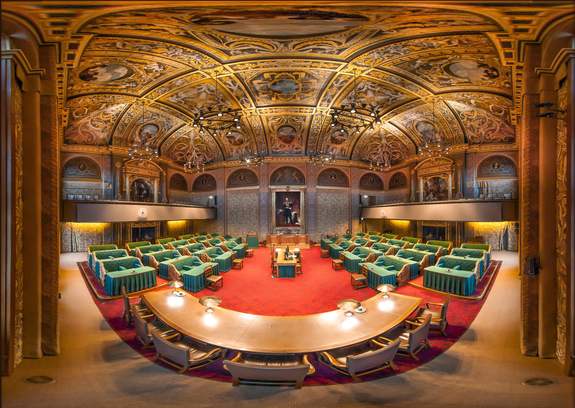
<box><xmin>272</xmin><ymin>190</ymin><xmax>304</xmax><ymax>230</ymax></box>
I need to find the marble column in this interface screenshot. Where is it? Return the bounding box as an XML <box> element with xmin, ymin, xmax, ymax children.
<box><xmin>125</xmin><ymin>171</ymin><xmax>130</xmax><ymax>200</ymax></box>
<box><xmin>154</xmin><ymin>178</ymin><xmax>158</xmax><ymax>203</ymax></box>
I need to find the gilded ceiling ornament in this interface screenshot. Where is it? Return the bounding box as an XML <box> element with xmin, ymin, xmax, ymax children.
<box><xmin>250</xmin><ymin>71</ymin><xmax>322</xmax><ymax>104</ymax></box>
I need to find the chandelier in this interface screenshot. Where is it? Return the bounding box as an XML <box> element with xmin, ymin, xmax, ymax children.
<box><xmin>128</xmin><ymin>101</ymin><xmax>159</xmax><ymax>162</ymax></box>
<box><xmin>308</xmin><ymin>150</ymin><xmax>335</xmax><ymax>166</ymax></box>
<box><xmin>327</xmin><ymin>69</ymin><xmax>383</xmax><ymax>136</ymax></box>
<box><xmin>419</xmin><ymin>100</ymin><xmax>450</xmax><ymax>158</ymax></box>
<box><xmin>182</xmin><ymin>136</ymin><xmax>207</xmax><ymax>173</ymax></box>
<box><xmin>365</xmin><ymin>132</ymin><xmax>405</xmax><ymax>171</ymax></box>
<box><xmin>191</xmin><ymin>69</ymin><xmax>242</xmax><ymax>138</ymax></box>
<box><xmin>239</xmin><ymin>154</ymin><xmax>265</xmax><ymax>167</ymax></box>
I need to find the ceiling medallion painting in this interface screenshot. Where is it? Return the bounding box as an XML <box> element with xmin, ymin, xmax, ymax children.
<box><xmin>250</xmin><ymin>71</ymin><xmax>323</xmax><ymax>105</ymax></box>
<box><xmin>267</xmin><ymin>116</ymin><xmax>305</xmax><ymax>155</ymax></box>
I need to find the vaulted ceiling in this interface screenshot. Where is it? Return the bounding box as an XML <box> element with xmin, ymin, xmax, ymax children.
<box><xmin>2</xmin><ymin>2</ymin><xmax>573</xmax><ymax>171</ymax></box>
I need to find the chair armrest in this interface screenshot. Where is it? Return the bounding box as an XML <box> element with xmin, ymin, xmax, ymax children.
<box><xmin>302</xmin><ymin>354</ymin><xmax>315</xmax><ymax>375</ymax></box>
<box><xmin>371</xmin><ymin>338</ymin><xmax>389</xmax><ymax>348</ymax></box>
<box><xmin>404</xmin><ymin>319</ymin><xmax>422</xmax><ymax>327</ymax></box>
<box><xmin>378</xmin><ymin>336</ymin><xmax>394</xmax><ymax>343</ymax></box>
<box><xmin>320</xmin><ymin>351</ymin><xmax>346</xmax><ymax>368</ymax></box>
<box><xmin>222</xmin><ymin>352</ymin><xmax>242</xmax><ymax>371</ymax></box>
<box><xmin>425</xmin><ymin>301</ymin><xmax>444</xmax><ymax>308</ymax></box>
<box><xmin>192</xmin><ymin>347</ymin><xmax>223</xmax><ymax>362</ymax></box>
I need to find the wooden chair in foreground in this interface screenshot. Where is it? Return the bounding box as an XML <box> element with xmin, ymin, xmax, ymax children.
<box><xmin>413</xmin><ymin>293</ymin><xmax>451</xmax><ymax>337</ymax></box>
<box><xmin>350</xmin><ymin>266</ymin><xmax>368</xmax><ymax>290</ymax></box>
<box><xmin>318</xmin><ymin>338</ymin><xmax>400</xmax><ymax>381</ymax></box>
<box><xmin>205</xmin><ymin>265</ymin><xmax>223</xmax><ymax>291</ymax></box>
<box><xmin>379</xmin><ymin>314</ymin><xmax>432</xmax><ymax>361</ymax></box>
<box><xmin>132</xmin><ymin>304</ymin><xmax>179</xmax><ymax>350</ymax></box>
<box><xmin>122</xmin><ymin>286</ymin><xmax>152</xmax><ymax>327</ymax></box>
<box><xmin>231</xmin><ymin>251</ymin><xmax>243</xmax><ymax>270</ymax></box>
<box><xmin>223</xmin><ymin>352</ymin><xmax>315</xmax><ymax>389</ymax></box>
<box><xmin>150</xmin><ymin>329</ymin><xmax>226</xmax><ymax>374</ymax></box>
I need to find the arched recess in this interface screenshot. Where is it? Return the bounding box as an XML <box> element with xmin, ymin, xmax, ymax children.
<box><xmin>62</xmin><ymin>156</ymin><xmax>101</xmax><ymax>179</ymax></box>
<box><xmin>192</xmin><ymin>173</ymin><xmax>217</xmax><ymax>191</ymax></box>
<box><xmin>317</xmin><ymin>168</ymin><xmax>349</xmax><ymax>187</ymax></box>
<box><xmin>388</xmin><ymin>172</ymin><xmax>408</xmax><ymax>190</ymax></box>
<box><xmin>476</xmin><ymin>155</ymin><xmax>517</xmax><ymax>178</ymax></box>
<box><xmin>169</xmin><ymin>173</ymin><xmax>188</xmax><ymax>191</ymax></box>
<box><xmin>269</xmin><ymin>166</ymin><xmax>305</xmax><ymax>185</ymax></box>
<box><xmin>359</xmin><ymin>172</ymin><xmax>383</xmax><ymax>190</ymax></box>
<box><xmin>227</xmin><ymin>168</ymin><xmax>259</xmax><ymax>188</ymax></box>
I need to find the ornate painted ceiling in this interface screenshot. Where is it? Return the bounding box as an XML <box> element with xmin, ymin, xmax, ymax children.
<box><xmin>2</xmin><ymin>2</ymin><xmax>573</xmax><ymax>171</ymax></box>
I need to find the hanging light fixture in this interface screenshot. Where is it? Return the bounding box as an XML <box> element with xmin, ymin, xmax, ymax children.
<box><xmin>128</xmin><ymin>101</ymin><xmax>159</xmax><ymax>162</ymax></box>
<box><xmin>326</xmin><ymin>68</ymin><xmax>383</xmax><ymax>137</ymax></box>
<box><xmin>364</xmin><ymin>130</ymin><xmax>406</xmax><ymax>171</ymax></box>
<box><xmin>191</xmin><ymin>69</ymin><xmax>242</xmax><ymax>139</ymax></box>
<box><xmin>239</xmin><ymin>154</ymin><xmax>265</xmax><ymax>167</ymax></box>
<box><xmin>418</xmin><ymin>100</ymin><xmax>450</xmax><ymax>159</ymax></box>
<box><xmin>182</xmin><ymin>136</ymin><xmax>206</xmax><ymax>173</ymax></box>
<box><xmin>308</xmin><ymin>148</ymin><xmax>334</xmax><ymax>166</ymax></box>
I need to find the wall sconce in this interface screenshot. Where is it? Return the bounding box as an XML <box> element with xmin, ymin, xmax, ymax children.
<box><xmin>536</xmin><ymin>102</ymin><xmax>566</xmax><ymax>120</ymax></box>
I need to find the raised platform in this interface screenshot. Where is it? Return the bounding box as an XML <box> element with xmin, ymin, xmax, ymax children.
<box><xmin>266</xmin><ymin>234</ymin><xmax>310</xmax><ymax>249</ymax></box>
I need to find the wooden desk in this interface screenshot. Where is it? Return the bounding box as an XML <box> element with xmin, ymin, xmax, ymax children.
<box><xmin>276</xmin><ymin>248</ymin><xmax>297</xmax><ymax>278</ymax></box>
<box><xmin>141</xmin><ymin>291</ymin><xmax>422</xmax><ymax>354</ymax></box>
<box><xmin>267</xmin><ymin>234</ymin><xmax>309</xmax><ymax>246</ymax></box>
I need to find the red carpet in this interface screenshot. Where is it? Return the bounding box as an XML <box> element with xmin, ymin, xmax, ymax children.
<box><xmin>77</xmin><ymin>247</ymin><xmax>502</xmax><ymax>385</ymax></box>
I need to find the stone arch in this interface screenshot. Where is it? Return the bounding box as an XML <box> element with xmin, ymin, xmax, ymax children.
<box><xmin>270</xmin><ymin>166</ymin><xmax>305</xmax><ymax>185</ymax></box>
<box><xmin>62</xmin><ymin>156</ymin><xmax>101</xmax><ymax>179</ymax></box>
<box><xmin>317</xmin><ymin>168</ymin><xmax>349</xmax><ymax>187</ymax></box>
<box><xmin>227</xmin><ymin>169</ymin><xmax>259</xmax><ymax>188</ymax></box>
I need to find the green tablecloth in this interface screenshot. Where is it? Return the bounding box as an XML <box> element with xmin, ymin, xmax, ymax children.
<box><xmin>246</xmin><ymin>234</ymin><xmax>259</xmax><ymax>249</ymax></box>
<box><xmin>423</xmin><ymin>266</ymin><xmax>476</xmax><ymax>296</ymax></box>
<box><xmin>361</xmin><ymin>263</ymin><xmax>397</xmax><ymax>289</ymax></box>
<box><xmin>181</xmin><ymin>268</ymin><xmax>206</xmax><ymax>293</ymax></box>
<box><xmin>215</xmin><ymin>251</ymin><xmax>233</xmax><ymax>273</ymax></box>
<box><xmin>343</xmin><ymin>253</ymin><xmax>361</xmax><ymax>273</ymax></box>
<box><xmin>329</xmin><ymin>244</ymin><xmax>343</xmax><ymax>260</ymax></box>
<box><xmin>277</xmin><ymin>263</ymin><xmax>296</xmax><ymax>278</ymax></box>
<box><xmin>104</xmin><ymin>267</ymin><xmax>156</xmax><ymax>296</ymax></box>
<box><xmin>321</xmin><ymin>239</ymin><xmax>335</xmax><ymax>250</ymax></box>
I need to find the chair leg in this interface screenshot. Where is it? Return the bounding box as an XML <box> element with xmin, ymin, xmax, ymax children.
<box><xmin>232</xmin><ymin>377</ymin><xmax>240</xmax><ymax>386</ymax></box>
<box><xmin>389</xmin><ymin>361</ymin><xmax>398</xmax><ymax>371</ymax></box>
<box><xmin>152</xmin><ymin>353</ymin><xmax>160</xmax><ymax>363</ymax></box>
<box><xmin>295</xmin><ymin>380</ymin><xmax>303</xmax><ymax>389</ymax></box>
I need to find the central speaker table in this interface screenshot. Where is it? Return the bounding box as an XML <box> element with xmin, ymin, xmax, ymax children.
<box><xmin>141</xmin><ymin>291</ymin><xmax>422</xmax><ymax>354</ymax></box>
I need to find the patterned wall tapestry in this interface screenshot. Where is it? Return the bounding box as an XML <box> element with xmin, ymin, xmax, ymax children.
<box><xmin>269</xmin><ymin>166</ymin><xmax>305</xmax><ymax>185</ymax></box>
<box><xmin>227</xmin><ymin>169</ymin><xmax>259</xmax><ymax>187</ymax></box>
<box><xmin>226</xmin><ymin>191</ymin><xmax>259</xmax><ymax>239</ymax></box>
<box><xmin>317</xmin><ymin>168</ymin><xmax>349</xmax><ymax>187</ymax></box>
<box><xmin>60</xmin><ymin>222</ymin><xmax>114</xmax><ymax>252</ymax></box>
<box><xmin>316</xmin><ymin>191</ymin><xmax>349</xmax><ymax>238</ymax></box>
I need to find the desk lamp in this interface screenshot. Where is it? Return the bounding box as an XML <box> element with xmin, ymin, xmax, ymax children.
<box><xmin>377</xmin><ymin>283</ymin><xmax>396</xmax><ymax>299</ymax></box>
<box><xmin>168</xmin><ymin>279</ymin><xmax>184</xmax><ymax>296</ymax></box>
<box><xmin>338</xmin><ymin>299</ymin><xmax>361</xmax><ymax>317</ymax></box>
<box><xmin>199</xmin><ymin>296</ymin><xmax>222</xmax><ymax>313</ymax></box>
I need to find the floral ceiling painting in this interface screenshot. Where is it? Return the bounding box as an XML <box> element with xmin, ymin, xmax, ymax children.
<box><xmin>33</xmin><ymin>3</ymin><xmax>533</xmax><ymax>172</ymax></box>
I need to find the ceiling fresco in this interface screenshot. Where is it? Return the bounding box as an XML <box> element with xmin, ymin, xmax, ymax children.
<box><xmin>3</xmin><ymin>2</ymin><xmax>573</xmax><ymax>171</ymax></box>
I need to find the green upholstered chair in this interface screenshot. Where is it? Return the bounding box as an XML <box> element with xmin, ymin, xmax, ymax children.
<box><xmin>400</xmin><ymin>236</ymin><xmax>422</xmax><ymax>247</ymax></box>
<box><xmin>134</xmin><ymin>244</ymin><xmax>165</xmax><ymax>260</ymax></box>
<box><xmin>125</xmin><ymin>241</ymin><xmax>152</xmax><ymax>256</ymax></box>
<box><xmin>395</xmin><ymin>249</ymin><xmax>431</xmax><ymax>276</ymax></box>
<box><xmin>156</xmin><ymin>237</ymin><xmax>176</xmax><ymax>246</ymax></box>
<box><xmin>427</xmin><ymin>240</ymin><xmax>453</xmax><ymax>255</ymax></box>
<box><xmin>89</xmin><ymin>248</ymin><xmax>128</xmax><ymax>270</ymax></box>
<box><xmin>387</xmin><ymin>239</ymin><xmax>410</xmax><ymax>249</ymax></box>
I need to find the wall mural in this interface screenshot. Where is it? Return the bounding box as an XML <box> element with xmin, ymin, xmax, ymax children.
<box><xmin>270</xmin><ymin>166</ymin><xmax>305</xmax><ymax>185</ymax></box>
<box><xmin>227</xmin><ymin>169</ymin><xmax>259</xmax><ymax>188</ymax></box>
<box><xmin>192</xmin><ymin>174</ymin><xmax>217</xmax><ymax>191</ymax></box>
<box><xmin>361</xmin><ymin>130</ymin><xmax>410</xmax><ymax>168</ymax></box>
<box><xmin>130</xmin><ymin>178</ymin><xmax>154</xmax><ymax>202</ymax></box>
<box><xmin>389</xmin><ymin>172</ymin><xmax>408</xmax><ymax>190</ymax></box>
<box><xmin>64</xmin><ymin>99</ymin><xmax>127</xmax><ymax>146</ymax></box>
<box><xmin>477</xmin><ymin>155</ymin><xmax>517</xmax><ymax>178</ymax></box>
<box><xmin>169</xmin><ymin>173</ymin><xmax>188</xmax><ymax>191</ymax></box>
<box><xmin>317</xmin><ymin>168</ymin><xmax>349</xmax><ymax>187</ymax></box>
<box><xmin>359</xmin><ymin>172</ymin><xmax>383</xmax><ymax>190</ymax></box>
<box><xmin>423</xmin><ymin>176</ymin><xmax>447</xmax><ymax>201</ymax></box>
<box><xmin>62</xmin><ymin>157</ymin><xmax>101</xmax><ymax>179</ymax></box>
